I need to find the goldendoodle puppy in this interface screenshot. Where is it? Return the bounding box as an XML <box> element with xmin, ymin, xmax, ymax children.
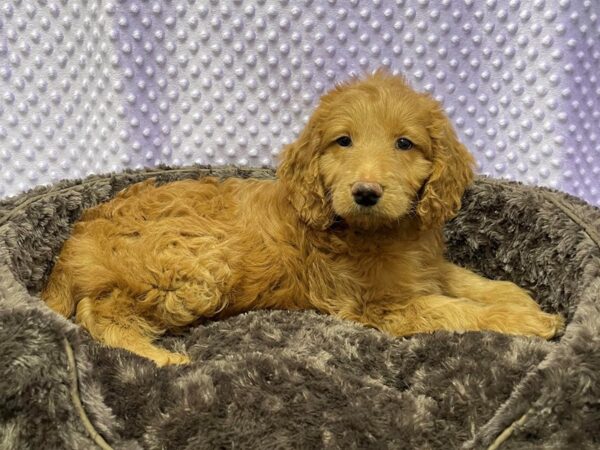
<box><xmin>43</xmin><ymin>72</ymin><xmax>563</xmax><ymax>366</ymax></box>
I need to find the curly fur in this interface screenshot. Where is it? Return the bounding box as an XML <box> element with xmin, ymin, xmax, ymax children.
<box><xmin>42</xmin><ymin>72</ymin><xmax>563</xmax><ymax>366</ymax></box>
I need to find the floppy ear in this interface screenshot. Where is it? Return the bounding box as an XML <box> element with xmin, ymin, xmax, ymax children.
<box><xmin>277</xmin><ymin>121</ymin><xmax>333</xmax><ymax>230</ymax></box>
<box><xmin>417</xmin><ymin>105</ymin><xmax>475</xmax><ymax>228</ymax></box>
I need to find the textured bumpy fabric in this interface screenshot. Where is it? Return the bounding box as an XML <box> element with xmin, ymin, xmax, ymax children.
<box><xmin>1</xmin><ymin>1</ymin><xmax>599</xmax><ymax>206</ymax></box>
<box><xmin>0</xmin><ymin>166</ymin><xmax>599</xmax><ymax>449</ymax></box>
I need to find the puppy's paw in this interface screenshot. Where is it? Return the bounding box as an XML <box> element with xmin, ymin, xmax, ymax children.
<box><xmin>154</xmin><ymin>351</ymin><xmax>191</xmax><ymax>367</ymax></box>
<box><xmin>537</xmin><ymin>313</ymin><xmax>565</xmax><ymax>339</ymax></box>
<box><xmin>517</xmin><ymin>311</ymin><xmax>565</xmax><ymax>340</ymax></box>
<box><xmin>484</xmin><ymin>306</ymin><xmax>565</xmax><ymax>340</ymax></box>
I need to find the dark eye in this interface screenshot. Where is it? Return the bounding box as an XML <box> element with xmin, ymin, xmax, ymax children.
<box><xmin>336</xmin><ymin>136</ymin><xmax>352</xmax><ymax>147</ymax></box>
<box><xmin>395</xmin><ymin>137</ymin><xmax>413</xmax><ymax>150</ymax></box>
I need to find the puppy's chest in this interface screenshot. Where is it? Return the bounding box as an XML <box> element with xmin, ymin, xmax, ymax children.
<box><xmin>310</xmin><ymin>245</ymin><xmax>436</xmax><ymax>303</ymax></box>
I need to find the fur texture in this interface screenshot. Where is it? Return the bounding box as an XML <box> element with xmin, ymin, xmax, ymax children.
<box><xmin>0</xmin><ymin>167</ymin><xmax>599</xmax><ymax>449</ymax></box>
<box><xmin>42</xmin><ymin>73</ymin><xmax>563</xmax><ymax>366</ymax></box>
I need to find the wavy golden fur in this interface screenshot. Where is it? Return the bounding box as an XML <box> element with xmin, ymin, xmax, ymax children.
<box><xmin>43</xmin><ymin>72</ymin><xmax>563</xmax><ymax>366</ymax></box>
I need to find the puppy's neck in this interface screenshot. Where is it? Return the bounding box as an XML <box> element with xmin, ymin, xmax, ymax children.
<box><xmin>308</xmin><ymin>215</ymin><xmax>429</xmax><ymax>253</ymax></box>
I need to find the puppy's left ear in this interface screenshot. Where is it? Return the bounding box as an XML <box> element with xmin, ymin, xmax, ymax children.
<box><xmin>417</xmin><ymin>105</ymin><xmax>475</xmax><ymax>228</ymax></box>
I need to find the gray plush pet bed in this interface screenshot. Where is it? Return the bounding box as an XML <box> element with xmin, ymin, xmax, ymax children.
<box><xmin>1</xmin><ymin>166</ymin><xmax>599</xmax><ymax>449</ymax></box>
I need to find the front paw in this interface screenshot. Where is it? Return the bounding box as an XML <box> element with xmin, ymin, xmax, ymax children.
<box><xmin>152</xmin><ymin>351</ymin><xmax>191</xmax><ymax>367</ymax></box>
<box><xmin>511</xmin><ymin>310</ymin><xmax>565</xmax><ymax>340</ymax></box>
<box><xmin>536</xmin><ymin>312</ymin><xmax>565</xmax><ymax>339</ymax></box>
<box><xmin>483</xmin><ymin>306</ymin><xmax>565</xmax><ymax>340</ymax></box>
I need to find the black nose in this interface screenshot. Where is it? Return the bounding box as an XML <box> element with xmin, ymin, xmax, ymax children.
<box><xmin>352</xmin><ymin>183</ymin><xmax>383</xmax><ymax>207</ymax></box>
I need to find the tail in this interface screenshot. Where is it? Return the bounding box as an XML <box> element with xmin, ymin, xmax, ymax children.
<box><xmin>41</xmin><ymin>265</ymin><xmax>75</xmax><ymax>317</ymax></box>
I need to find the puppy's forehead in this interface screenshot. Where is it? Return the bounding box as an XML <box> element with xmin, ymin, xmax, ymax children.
<box><xmin>318</xmin><ymin>80</ymin><xmax>432</xmax><ymax>131</ymax></box>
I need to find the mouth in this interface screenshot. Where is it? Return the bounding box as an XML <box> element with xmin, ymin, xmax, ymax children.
<box><xmin>334</xmin><ymin>203</ymin><xmax>399</xmax><ymax>231</ymax></box>
<box><xmin>351</xmin><ymin>203</ymin><xmax>382</xmax><ymax>215</ymax></box>
<box><xmin>327</xmin><ymin>183</ymin><xmax>413</xmax><ymax>230</ymax></box>
<box><xmin>332</xmin><ymin>191</ymin><xmax>417</xmax><ymax>231</ymax></box>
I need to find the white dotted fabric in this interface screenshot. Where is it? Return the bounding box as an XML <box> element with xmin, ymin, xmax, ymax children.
<box><xmin>1</xmin><ymin>0</ymin><xmax>599</xmax><ymax>205</ymax></box>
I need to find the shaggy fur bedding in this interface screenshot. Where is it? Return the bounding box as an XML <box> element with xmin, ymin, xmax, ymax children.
<box><xmin>1</xmin><ymin>166</ymin><xmax>599</xmax><ymax>449</ymax></box>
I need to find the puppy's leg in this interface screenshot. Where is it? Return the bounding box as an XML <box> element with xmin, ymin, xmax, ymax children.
<box><xmin>146</xmin><ymin>259</ymin><xmax>230</xmax><ymax>328</ymax></box>
<box><xmin>442</xmin><ymin>263</ymin><xmax>564</xmax><ymax>335</ymax></box>
<box><xmin>76</xmin><ymin>291</ymin><xmax>190</xmax><ymax>367</ymax></box>
<box><xmin>379</xmin><ymin>294</ymin><xmax>562</xmax><ymax>339</ymax></box>
<box><xmin>442</xmin><ymin>263</ymin><xmax>536</xmax><ymax>306</ymax></box>
<box><xmin>42</xmin><ymin>264</ymin><xmax>76</xmax><ymax>317</ymax></box>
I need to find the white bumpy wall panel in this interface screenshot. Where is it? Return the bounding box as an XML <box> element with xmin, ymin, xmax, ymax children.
<box><xmin>1</xmin><ymin>0</ymin><xmax>599</xmax><ymax>205</ymax></box>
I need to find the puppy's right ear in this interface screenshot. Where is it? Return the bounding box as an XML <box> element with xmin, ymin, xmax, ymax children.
<box><xmin>277</xmin><ymin>121</ymin><xmax>333</xmax><ymax>230</ymax></box>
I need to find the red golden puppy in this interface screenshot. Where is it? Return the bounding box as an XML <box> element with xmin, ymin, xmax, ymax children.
<box><xmin>43</xmin><ymin>72</ymin><xmax>563</xmax><ymax>366</ymax></box>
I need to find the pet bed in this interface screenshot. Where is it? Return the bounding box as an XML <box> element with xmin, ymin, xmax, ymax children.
<box><xmin>1</xmin><ymin>166</ymin><xmax>599</xmax><ymax>449</ymax></box>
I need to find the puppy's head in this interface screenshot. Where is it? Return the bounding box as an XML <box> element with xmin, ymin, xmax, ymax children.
<box><xmin>278</xmin><ymin>71</ymin><xmax>474</xmax><ymax>230</ymax></box>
